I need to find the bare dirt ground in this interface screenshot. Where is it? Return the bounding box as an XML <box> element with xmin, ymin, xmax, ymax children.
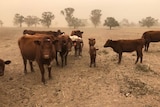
<box><xmin>0</xmin><ymin>27</ymin><xmax>160</xmax><ymax>107</ymax></box>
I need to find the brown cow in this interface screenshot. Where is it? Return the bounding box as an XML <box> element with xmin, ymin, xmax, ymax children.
<box><xmin>0</xmin><ymin>59</ymin><xmax>11</xmax><ymax>76</ymax></box>
<box><xmin>74</xmin><ymin>39</ymin><xmax>83</xmax><ymax>57</ymax></box>
<box><xmin>70</xmin><ymin>30</ymin><xmax>83</xmax><ymax>38</ymax></box>
<box><xmin>88</xmin><ymin>38</ymin><xmax>96</xmax><ymax>46</ymax></box>
<box><xmin>89</xmin><ymin>46</ymin><xmax>99</xmax><ymax>67</ymax></box>
<box><xmin>58</xmin><ymin>35</ymin><xmax>72</xmax><ymax>67</ymax></box>
<box><xmin>23</xmin><ymin>29</ymin><xmax>63</xmax><ymax>66</ymax></box>
<box><xmin>142</xmin><ymin>31</ymin><xmax>160</xmax><ymax>51</ymax></box>
<box><xmin>18</xmin><ymin>34</ymin><xmax>58</xmax><ymax>84</ymax></box>
<box><xmin>104</xmin><ymin>39</ymin><xmax>144</xmax><ymax>64</ymax></box>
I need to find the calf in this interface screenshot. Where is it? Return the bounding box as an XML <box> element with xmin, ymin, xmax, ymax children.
<box><xmin>18</xmin><ymin>34</ymin><xmax>57</xmax><ymax>84</ymax></box>
<box><xmin>74</xmin><ymin>39</ymin><xmax>83</xmax><ymax>57</ymax></box>
<box><xmin>104</xmin><ymin>39</ymin><xmax>144</xmax><ymax>64</ymax></box>
<box><xmin>142</xmin><ymin>31</ymin><xmax>160</xmax><ymax>51</ymax></box>
<box><xmin>89</xmin><ymin>46</ymin><xmax>99</xmax><ymax>67</ymax></box>
<box><xmin>0</xmin><ymin>59</ymin><xmax>11</xmax><ymax>76</ymax></box>
<box><xmin>88</xmin><ymin>38</ymin><xmax>96</xmax><ymax>46</ymax></box>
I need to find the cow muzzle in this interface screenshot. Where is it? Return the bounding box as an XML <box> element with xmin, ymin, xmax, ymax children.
<box><xmin>43</xmin><ymin>55</ymin><xmax>50</xmax><ymax>59</ymax></box>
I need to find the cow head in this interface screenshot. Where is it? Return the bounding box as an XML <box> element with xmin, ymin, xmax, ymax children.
<box><xmin>71</xmin><ymin>30</ymin><xmax>83</xmax><ymax>38</ymax></box>
<box><xmin>104</xmin><ymin>39</ymin><xmax>112</xmax><ymax>47</ymax></box>
<box><xmin>23</xmin><ymin>30</ymin><xmax>35</xmax><ymax>35</ymax></box>
<box><xmin>0</xmin><ymin>59</ymin><xmax>11</xmax><ymax>76</ymax></box>
<box><xmin>88</xmin><ymin>38</ymin><xmax>96</xmax><ymax>46</ymax></box>
<box><xmin>34</xmin><ymin>37</ymin><xmax>57</xmax><ymax>59</ymax></box>
<box><xmin>58</xmin><ymin>35</ymin><xmax>72</xmax><ymax>52</ymax></box>
<box><xmin>52</xmin><ymin>30</ymin><xmax>65</xmax><ymax>37</ymax></box>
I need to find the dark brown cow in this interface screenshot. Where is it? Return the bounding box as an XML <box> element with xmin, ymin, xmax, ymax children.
<box><xmin>104</xmin><ymin>39</ymin><xmax>144</xmax><ymax>64</ymax></box>
<box><xmin>0</xmin><ymin>59</ymin><xmax>11</xmax><ymax>76</ymax></box>
<box><xmin>70</xmin><ymin>30</ymin><xmax>83</xmax><ymax>38</ymax></box>
<box><xmin>89</xmin><ymin>46</ymin><xmax>99</xmax><ymax>67</ymax></box>
<box><xmin>142</xmin><ymin>31</ymin><xmax>160</xmax><ymax>51</ymax></box>
<box><xmin>88</xmin><ymin>38</ymin><xmax>96</xmax><ymax>46</ymax></box>
<box><xmin>58</xmin><ymin>34</ymin><xmax>72</xmax><ymax>67</ymax></box>
<box><xmin>18</xmin><ymin>34</ymin><xmax>58</xmax><ymax>84</ymax></box>
<box><xmin>74</xmin><ymin>39</ymin><xmax>83</xmax><ymax>57</ymax></box>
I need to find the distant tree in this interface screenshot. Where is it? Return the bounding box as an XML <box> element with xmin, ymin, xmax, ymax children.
<box><xmin>24</xmin><ymin>16</ymin><xmax>34</xmax><ymax>27</ymax></box>
<box><xmin>0</xmin><ymin>20</ymin><xmax>3</xmax><ymax>27</ymax></box>
<box><xmin>103</xmin><ymin>17</ymin><xmax>119</xmax><ymax>30</ymax></box>
<box><xmin>90</xmin><ymin>9</ymin><xmax>102</xmax><ymax>28</ymax></box>
<box><xmin>61</xmin><ymin>7</ymin><xmax>85</xmax><ymax>28</ymax></box>
<box><xmin>120</xmin><ymin>18</ymin><xmax>130</xmax><ymax>26</ymax></box>
<box><xmin>71</xmin><ymin>17</ymin><xmax>86</xmax><ymax>28</ymax></box>
<box><xmin>61</xmin><ymin>7</ymin><xmax>74</xmax><ymax>27</ymax></box>
<box><xmin>24</xmin><ymin>16</ymin><xmax>40</xmax><ymax>27</ymax></box>
<box><xmin>40</xmin><ymin>12</ymin><xmax>55</xmax><ymax>28</ymax></box>
<box><xmin>32</xmin><ymin>16</ymin><xmax>40</xmax><ymax>27</ymax></box>
<box><xmin>13</xmin><ymin>13</ymin><xmax>24</xmax><ymax>27</ymax></box>
<box><xmin>139</xmin><ymin>16</ymin><xmax>158</xmax><ymax>28</ymax></box>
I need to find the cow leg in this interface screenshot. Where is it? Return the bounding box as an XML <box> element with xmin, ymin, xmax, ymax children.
<box><xmin>75</xmin><ymin>48</ymin><xmax>77</xmax><ymax>57</ymax></box>
<box><xmin>55</xmin><ymin>52</ymin><xmax>59</xmax><ymax>66</ymax></box>
<box><xmin>48</xmin><ymin>66</ymin><xmax>52</xmax><ymax>79</ymax></box>
<box><xmin>22</xmin><ymin>57</ymin><xmax>27</xmax><ymax>74</ymax></box>
<box><xmin>90</xmin><ymin>57</ymin><xmax>92</xmax><ymax>67</ymax></box>
<box><xmin>38</xmin><ymin>63</ymin><xmax>45</xmax><ymax>84</ymax></box>
<box><xmin>78</xmin><ymin>49</ymin><xmax>80</xmax><ymax>56</ymax></box>
<box><xmin>94</xmin><ymin>57</ymin><xmax>96</xmax><ymax>67</ymax></box>
<box><xmin>135</xmin><ymin>50</ymin><xmax>143</xmax><ymax>64</ymax></box>
<box><xmin>79</xmin><ymin>48</ymin><xmax>82</xmax><ymax>56</ymax></box>
<box><xmin>65</xmin><ymin>53</ymin><xmax>68</xmax><ymax>65</ymax></box>
<box><xmin>146</xmin><ymin>43</ymin><xmax>150</xmax><ymax>51</ymax></box>
<box><xmin>135</xmin><ymin>51</ymin><xmax>139</xmax><ymax>64</ymax></box>
<box><xmin>118</xmin><ymin>53</ymin><xmax>122</xmax><ymax>64</ymax></box>
<box><xmin>29</xmin><ymin>61</ymin><xmax>34</xmax><ymax>72</ymax></box>
<box><xmin>140</xmin><ymin>51</ymin><xmax>143</xmax><ymax>63</ymax></box>
<box><xmin>144</xmin><ymin>43</ymin><xmax>147</xmax><ymax>51</ymax></box>
<box><xmin>60</xmin><ymin>54</ymin><xmax>64</xmax><ymax>67</ymax></box>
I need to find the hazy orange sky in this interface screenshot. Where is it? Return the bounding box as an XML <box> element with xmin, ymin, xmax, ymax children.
<box><xmin>0</xmin><ymin>0</ymin><xmax>160</xmax><ymax>27</ymax></box>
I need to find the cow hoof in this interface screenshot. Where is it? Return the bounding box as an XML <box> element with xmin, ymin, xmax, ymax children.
<box><xmin>42</xmin><ymin>79</ymin><xmax>46</xmax><ymax>84</ymax></box>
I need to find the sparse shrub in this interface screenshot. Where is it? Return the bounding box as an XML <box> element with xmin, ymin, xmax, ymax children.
<box><xmin>101</xmin><ymin>50</ymin><xmax>108</xmax><ymax>55</ymax></box>
<box><xmin>135</xmin><ymin>64</ymin><xmax>152</xmax><ymax>72</ymax></box>
<box><xmin>120</xmin><ymin>77</ymin><xmax>155</xmax><ymax>97</ymax></box>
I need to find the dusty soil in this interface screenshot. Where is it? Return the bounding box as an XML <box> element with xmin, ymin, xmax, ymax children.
<box><xmin>0</xmin><ymin>27</ymin><xmax>160</xmax><ymax>107</ymax></box>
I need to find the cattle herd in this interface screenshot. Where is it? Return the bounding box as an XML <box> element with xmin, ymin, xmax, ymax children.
<box><xmin>0</xmin><ymin>29</ymin><xmax>160</xmax><ymax>84</ymax></box>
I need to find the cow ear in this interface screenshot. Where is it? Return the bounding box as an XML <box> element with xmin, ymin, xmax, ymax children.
<box><xmin>108</xmin><ymin>39</ymin><xmax>112</xmax><ymax>41</ymax></box>
<box><xmin>34</xmin><ymin>40</ymin><xmax>41</xmax><ymax>45</ymax></box>
<box><xmin>4</xmin><ymin>60</ymin><xmax>11</xmax><ymax>65</ymax></box>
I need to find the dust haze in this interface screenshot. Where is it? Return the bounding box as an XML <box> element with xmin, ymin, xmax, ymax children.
<box><xmin>0</xmin><ymin>0</ymin><xmax>160</xmax><ymax>27</ymax></box>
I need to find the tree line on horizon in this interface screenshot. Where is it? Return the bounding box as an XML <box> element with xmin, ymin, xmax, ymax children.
<box><xmin>0</xmin><ymin>7</ymin><xmax>159</xmax><ymax>29</ymax></box>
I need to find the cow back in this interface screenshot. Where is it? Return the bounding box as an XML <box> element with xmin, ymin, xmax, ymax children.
<box><xmin>144</xmin><ymin>31</ymin><xmax>160</xmax><ymax>42</ymax></box>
